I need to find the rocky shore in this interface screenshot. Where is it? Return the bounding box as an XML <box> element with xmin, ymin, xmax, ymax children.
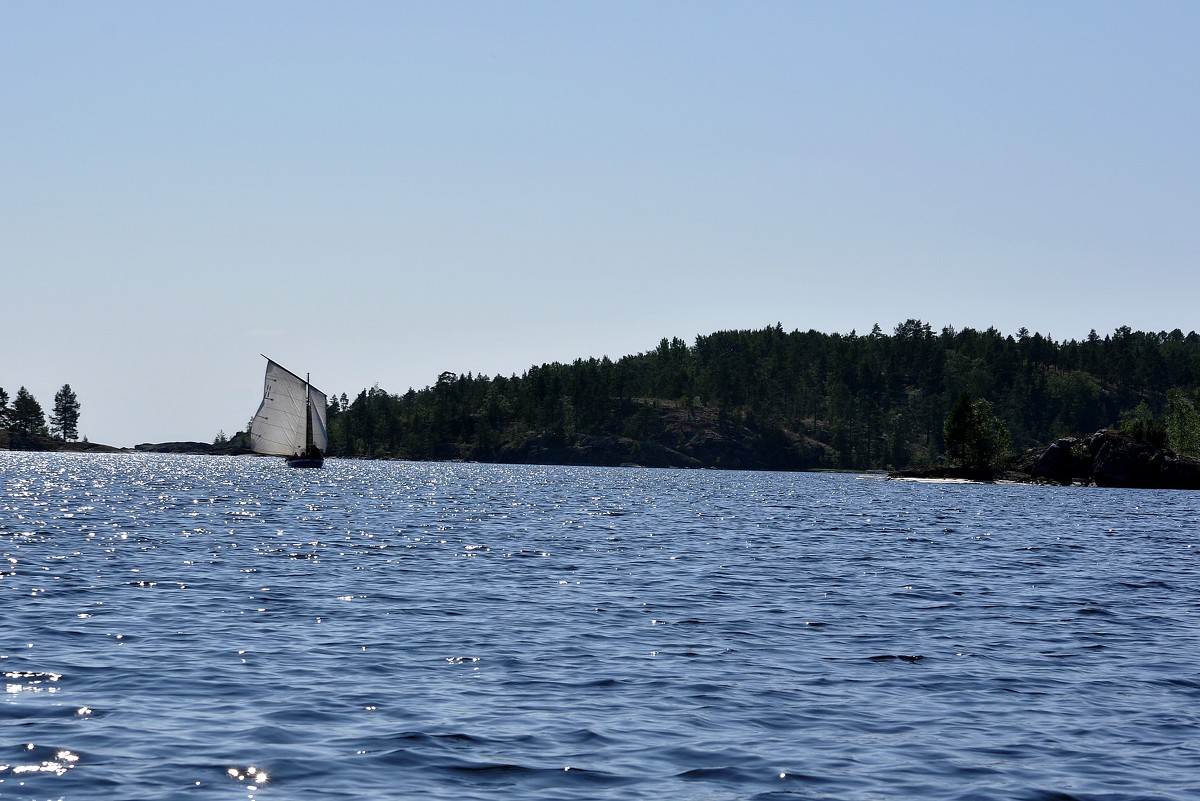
<box><xmin>0</xmin><ymin>431</ymin><xmax>251</xmax><ymax>456</ymax></box>
<box><xmin>132</xmin><ymin>441</ymin><xmax>253</xmax><ymax>455</ymax></box>
<box><xmin>891</xmin><ymin>429</ymin><xmax>1200</xmax><ymax>490</ymax></box>
<box><xmin>9</xmin><ymin>425</ymin><xmax>1200</xmax><ymax>490</ymax></box>
<box><xmin>0</xmin><ymin>430</ymin><xmax>125</xmax><ymax>453</ymax></box>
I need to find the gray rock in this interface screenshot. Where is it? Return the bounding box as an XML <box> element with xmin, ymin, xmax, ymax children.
<box><xmin>1032</xmin><ymin>437</ymin><xmax>1080</xmax><ymax>485</ymax></box>
<box><xmin>1083</xmin><ymin>430</ymin><xmax>1200</xmax><ymax>489</ymax></box>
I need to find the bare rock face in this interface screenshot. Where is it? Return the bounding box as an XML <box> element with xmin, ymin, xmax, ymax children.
<box><xmin>1160</xmin><ymin>453</ymin><xmax>1200</xmax><ymax>490</ymax></box>
<box><xmin>895</xmin><ymin>430</ymin><xmax>1200</xmax><ymax>490</ymax></box>
<box><xmin>133</xmin><ymin>441</ymin><xmax>253</xmax><ymax>455</ymax></box>
<box><xmin>135</xmin><ymin>441</ymin><xmax>216</xmax><ymax>453</ymax></box>
<box><xmin>1082</xmin><ymin>430</ymin><xmax>1200</xmax><ymax>490</ymax></box>
<box><xmin>0</xmin><ymin>430</ymin><xmax>124</xmax><ymax>452</ymax></box>
<box><xmin>1032</xmin><ymin>437</ymin><xmax>1082</xmax><ymax>485</ymax></box>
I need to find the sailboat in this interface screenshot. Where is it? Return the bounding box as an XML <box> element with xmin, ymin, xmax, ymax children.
<box><xmin>250</xmin><ymin>357</ymin><xmax>329</xmax><ymax>468</ymax></box>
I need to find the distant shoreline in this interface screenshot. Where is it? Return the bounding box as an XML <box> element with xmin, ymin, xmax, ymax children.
<box><xmin>0</xmin><ymin>430</ymin><xmax>250</xmax><ymax>456</ymax></box>
<box><xmin>7</xmin><ymin>428</ymin><xmax>1200</xmax><ymax>491</ymax></box>
<box><xmin>1</xmin><ymin>429</ymin><xmax>126</xmax><ymax>453</ymax></box>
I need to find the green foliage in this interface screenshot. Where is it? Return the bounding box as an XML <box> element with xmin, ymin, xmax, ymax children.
<box><xmin>1120</xmin><ymin>402</ymin><xmax>1167</xmax><ymax>448</ymax></box>
<box><xmin>213</xmin><ymin>430</ymin><xmax>229</xmax><ymax>447</ymax></box>
<box><xmin>943</xmin><ymin>390</ymin><xmax>975</xmax><ymax>466</ymax></box>
<box><xmin>310</xmin><ymin>322</ymin><xmax>1200</xmax><ymax>471</ymax></box>
<box><xmin>943</xmin><ymin>391</ymin><xmax>1011</xmax><ymax>470</ymax></box>
<box><xmin>11</xmin><ymin>387</ymin><xmax>47</xmax><ymax>435</ymax></box>
<box><xmin>50</xmin><ymin>384</ymin><xmax>81</xmax><ymax>441</ymax></box>
<box><xmin>1046</xmin><ymin>371</ymin><xmax>1103</xmax><ymax>435</ymax></box>
<box><xmin>225</xmin><ymin>429</ymin><xmax>252</xmax><ymax>449</ymax></box>
<box><xmin>0</xmin><ymin>387</ymin><xmax>9</xmax><ymax>428</ymax></box>
<box><xmin>966</xmin><ymin>400</ymin><xmax>1011</xmax><ymax>470</ymax></box>
<box><xmin>1165</xmin><ymin>389</ymin><xmax>1200</xmax><ymax>457</ymax></box>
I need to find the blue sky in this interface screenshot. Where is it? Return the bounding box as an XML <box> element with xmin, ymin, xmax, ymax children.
<box><xmin>3</xmin><ymin>1</ymin><xmax>1198</xmax><ymax>447</ymax></box>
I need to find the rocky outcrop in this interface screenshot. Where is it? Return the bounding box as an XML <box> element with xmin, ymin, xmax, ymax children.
<box><xmin>1030</xmin><ymin>437</ymin><xmax>1086</xmax><ymax>485</ymax></box>
<box><xmin>135</xmin><ymin>441</ymin><xmax>217</xmax><ymax>453</ymax></box>
<box><xmin>468</xmin><ymin>398</ymin><xmax>835</xmax><ymax>471</ymax></box>
<box><xmin>1018</xmin><ymin>430</ymin><xmax>1200</xmax><ymax>489</ymax></box>
<box><xmin>488</xmin><ymin>433</ymin><xmax>701</xmax><ymax>469</ymax></box>
<box><xmin>0</xmin><ymin>431</ymin><xmax>250</xmax><ymax>456</ymax></box>
<box><xmin>134</xmin><ymin>441</ymin><xmax>253</xmax><ymax>455</ymax></box>
<box><xmin>894</xmin><ymin>430</ymin><xmax>1200</xmax><ymax>489</ymax></box>
<box><xmin>0</xmin><ymin>429</ymin><xmax>125</xmax><ymax>453</ymax></box>
<box><xmin>1083</xmin><ymin>430</ymin><xmax>1200</xmax><ymax>489</ymax></box>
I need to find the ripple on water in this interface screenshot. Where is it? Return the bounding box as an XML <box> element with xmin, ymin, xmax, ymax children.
<box><xmin>2</xmin><ymin>455</ymin><xmax>1199</xmax><ymax>799</ymax></box>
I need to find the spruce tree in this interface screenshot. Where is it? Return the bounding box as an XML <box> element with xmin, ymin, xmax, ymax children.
<box><xmin>50</xmin><ymin>384</ymin><xmax>81</xmax><ymax>441</ymax></box>
<box><xmin>943</xmin><ymin>390</ymin><xmax>974</xmax><ymax>467</ymax></box>
<box><xmin>12</xmin><ymin>387</ymin><xmax>47</xmax><ymax>435</ymax></box>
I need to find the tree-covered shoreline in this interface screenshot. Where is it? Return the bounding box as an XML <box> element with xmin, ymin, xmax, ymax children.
<box><xmin>316</xmin><ymin>321</ymin><xmax>1200</xmax><ymax>470</ymax></box>
<box><xmin>0</xmin><ymin>383</ymin><xmax>84</xmax><ymax>446</ymax></box>
<box><xmin>8</xmin><ymin>321</ymin><xmax>1200</xmax><ymax>471</ymax></box>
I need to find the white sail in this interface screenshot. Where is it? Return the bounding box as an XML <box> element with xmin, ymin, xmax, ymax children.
<box><xmin>251</xmin><ymin>360</ymin><xmax>326</xmax><ymax>457</ymax></box>
<box><xmin>308</xmin><ymin>384</ymin><xmax>329</xmax><ymax>451</ymax></box>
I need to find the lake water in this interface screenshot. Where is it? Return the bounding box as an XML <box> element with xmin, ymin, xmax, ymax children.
<box><xmin>2</xmin><ymin>453</ymin><xmax>1198</xmax><ymax>801</ymax></box>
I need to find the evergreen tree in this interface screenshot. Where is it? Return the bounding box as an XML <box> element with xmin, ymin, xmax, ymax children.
<box><xmin>943</xmin><ymin>390</ymin><xmax>974</xmax><ymax>467</ymax></box>
<box><xmin>314</xmin><ymin>322</ymin><xmax>1200</xmax><ymax>470</ymax></box>
<box><xmin>0</xmin><ymin>387</ymin><xmax>9</xmax><ymax>428</ymax></box>
<box><xmin>943</xmin><ymin>390</ymin><xmax>1010</xmax><ymax>471</ymax></box>
<box><xmin>50</xmin><ymin>384</ymin><xmax>81</xmax><ymax>441</ymax></box>
<box><xmin>963</xmin><ymin>398</ymin><xmax>1011</xmax><ymax>470</ymax></box>
<box><xmin>11</xmin><ymin>387</ymin><xmax>48</xmax><ymax>435</ymax></box>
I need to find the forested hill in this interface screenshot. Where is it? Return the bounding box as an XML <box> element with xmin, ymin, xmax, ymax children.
<box><xmin>314</xmin><ymin>321</ymin><xmax>1200</xmax><ymax>471</ymax></box>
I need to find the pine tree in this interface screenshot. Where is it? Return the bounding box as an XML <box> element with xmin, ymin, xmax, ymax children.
<box><xmin>50</xmin><ymin>384</ymin><xmax>81</xmax><ymax>441</ymax></box>
<box><xmin>0</xmin><ymin>387</ymin><xmax>10</xmax><ymax>428</ymax></box>
<box><xmin>12</xmin><ymin>387</ymin><xmax>47</xmax><ymax>435</ymax></box>
<box><xmin>943</xmin><ymin>390</ymin><xmax>974</xmax><ymax>467</ymax></box>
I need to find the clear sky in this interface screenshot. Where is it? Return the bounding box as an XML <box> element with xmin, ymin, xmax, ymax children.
<box><xmin>3</xmin><ymin>1</ymin><xmax>1198</xmax><ymax>447</ymax></box>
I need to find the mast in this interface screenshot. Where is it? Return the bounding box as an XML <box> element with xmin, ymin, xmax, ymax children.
<box><xmin>304</xmin><ymin>372</ymin><xmax>314</xmax><ymax>454</ymax></box>
<box><xmin>253</xmin><ymin>358</ymin><xmax>327</xmax><ymax>460</ymax></box>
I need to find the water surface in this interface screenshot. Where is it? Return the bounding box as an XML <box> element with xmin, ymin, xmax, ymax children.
<box><xmin>2</xmin><ymin>453</ymin><xmax>1198</xmax><ymax>799</ymax></box>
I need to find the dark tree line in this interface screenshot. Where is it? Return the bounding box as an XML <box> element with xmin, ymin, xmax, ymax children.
<box><xmin>0</xmin><ymin>384</ymin><xmax>81</xmax><ymax>441</ymax></box>
<box><xmin>287</xmin><ymin>321</ymin><xmax>1200</xmax><ymax>470</ymax></box>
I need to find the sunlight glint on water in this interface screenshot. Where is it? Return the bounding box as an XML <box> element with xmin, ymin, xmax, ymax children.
<box><xmin>2</xmin><ymin>452</ymin><xmax>1198</xmax><ymax>800</ymax></box>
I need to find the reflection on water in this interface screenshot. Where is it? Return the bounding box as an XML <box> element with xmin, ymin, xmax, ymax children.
<box><xmin>4</xmin><ymin>746</ymin><xmax>81</xmax><ymax>779</ymax></box>
<box><xmin>1</xmin><ymin>452</ymin><xmax>1199</xmax><ymax>800</ymax></box>
<box><xmin>227</xmin><ymin>765</ymin><xmax>268</xmax><ymax>789</ymax></box>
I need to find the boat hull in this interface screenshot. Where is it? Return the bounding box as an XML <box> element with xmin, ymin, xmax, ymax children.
<box><xmin>286</xmin><ymin>457</ymin><xmax>324</xmax><ymax>469</ymax></box>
